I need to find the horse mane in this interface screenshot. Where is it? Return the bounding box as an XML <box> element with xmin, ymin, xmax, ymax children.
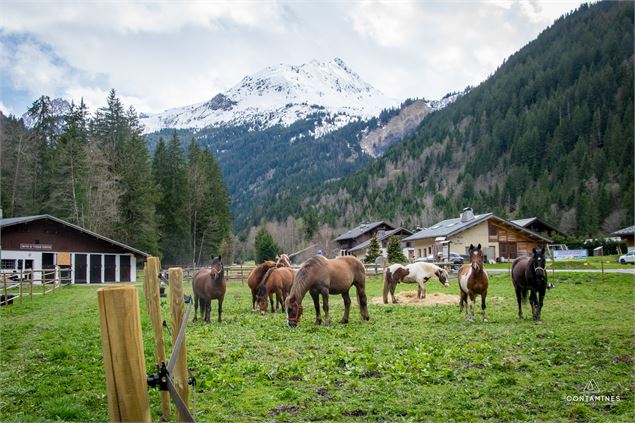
<box><xmin>289</xmin><ymin>256</ymin><xmax>327</xmax><ymax>300</ymax></box>
<box><xmin>256</xmin><ymin>283</ymin><xmax>267</xmax><ymax>299</ymax></box>
<box><xmin>259</xmin><ymin>266</ymin><xmax>276</xmax><ymax>291</ymax></box>
<box><xmin>276</xmin><ymin>254</ymin><xmax>291</xmax><ymax>268</ymax></box>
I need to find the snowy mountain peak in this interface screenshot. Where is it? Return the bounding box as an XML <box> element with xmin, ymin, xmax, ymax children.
<box><xmin>140</xmin><ymin>58</ymin><xmax>400</xmax><ymax>134</ymax></box>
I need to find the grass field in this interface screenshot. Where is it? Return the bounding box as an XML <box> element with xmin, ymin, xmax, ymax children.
<box><xmin>1</xmin><ymin>271</ymin><xmax>633</xmax><ymax>422</ymax></box>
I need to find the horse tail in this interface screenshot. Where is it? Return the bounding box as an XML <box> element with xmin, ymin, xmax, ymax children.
<box><xmin>353</xmin><ymin>258</ymin><xmax>369</xmax><ymax>320</ymax></box>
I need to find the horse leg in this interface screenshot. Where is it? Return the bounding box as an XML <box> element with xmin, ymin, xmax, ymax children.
<box><xmin>321</xmin><ymin>287</ymin><xmax>331</xmax><ymax>326</ymax></box>
<box><xmin>515</xmin><ymin>288</ymin><xmax>524</xmax><ymax>319</ymax></box>
<box><xmin>340</xmin><ymin>291</ymin><xmax>351</xmax><ymax>324</ymax></box>
<box><xmin>310</xmin><ymin>290</ymin><xmax>322</xmax><ymax>325</ymax></box>
<box><xmin>205</xmin><ymin>299</ymin><xmax>211</xmax><ymax>323</ymax></box>
<box><xmin>218</xmin><ymin>297</ymin><xmax>223</xmax><ymax>322</ymax></box>
<box><xmin>459</xmin><ymin>290</ymin><xmax>467</xmax><ymax>314</ymax></box>
<box><xmin>251</xmin><ymin>291</ymin><xmax>257</xmax><ymax>311</ymax></box>
<box><xmin>193</xmin><ymin>295</ymin><xmax>199</xmax><ymax>322</ymax></box>
<box><xmin>529</xmin><ymin>289</ymin><xmax>538</xmax><ymax>322</ymax></box>
<box><xmin>390</xmin><ymin>281</ymin><xmax>398</xmax><ymax>303</ymax></box>
<box><xmin>269</xmin><ymin>292</ymin><xmax>275</xmax><ymax>313</ymax></box>
<box><xmin>468</xmin><ymin>292</ymin><xmax>476</xmax><ymax>323</ymax></box>
<box><xmin>481</xmin><ymin>291</ymin><xmax>488</xmax><ymax>322</ymax></box>
<box><xmin>419</xmin><ymin>280</ymin><xmax>427</xmax><ymax>299</ymax></box>
<box><xmin>536</xmin><ymin>288</ymin><xmax>545</xmax><ymax>323</ymax></box>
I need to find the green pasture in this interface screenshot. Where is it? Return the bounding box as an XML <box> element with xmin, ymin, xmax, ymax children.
<box><xmin>1</xmin><ymin>272</ymin><xmax>633</xmax><ymax>422</ymax></box>
<box><xmin>485</xmin><ymin>255</ymin><xmax>627</xmax><ymax>270</ymax></box>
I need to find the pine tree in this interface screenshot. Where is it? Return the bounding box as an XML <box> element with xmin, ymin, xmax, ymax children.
<box><xmin>153</xmin><ymin>132</ymin><xmax>191</xmax><ymax>264</ymax></box>
<box><xmin>364</xmin><ymin>233</ymin><xmax>381</xmax><ymax>264</ymax></box>
<box><xmin>255</xmin><ymin>227</ymin><xmax>280</xmax><ymax>264</ymax></box>
<box><xmin>387</xmin><ymin>236</ymin><xmax>407</xmax><ymax>263</ymax></box>
<box><xmin>118</xmin><ymin>107</ymin><xmax>159</xmax><ymax>255</ymax></box>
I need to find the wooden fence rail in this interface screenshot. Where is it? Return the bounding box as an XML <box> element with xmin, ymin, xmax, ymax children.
<box><xmin>0</xmin><ymin>268</ymin><xmax>72</xmax><ymax>305</ymax></box>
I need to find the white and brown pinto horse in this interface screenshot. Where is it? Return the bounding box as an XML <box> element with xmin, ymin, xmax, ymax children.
<box><xmin>383</xmin><ymin>262</ymin><xmax>449</xmax><ymax>304</ymax></box>
<box><xmin>285</xmin><ymin>256</ymin><xmax>369</xmax><ymax>327</ymax></box>
<box><xmin>458</xmin><ymin>244</ymin><xmax>489</xmax><ymax>322</ymax></box>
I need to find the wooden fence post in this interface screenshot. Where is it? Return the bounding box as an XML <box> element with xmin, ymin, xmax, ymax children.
<box><xmin>29</xmin><ymin>273</ymin><xmax>33</xmax><ymax>302</ymax></box>
<box><xmin>143</xmin><ymin>257</ymin><xmax>171</xmax><ymax>421</ymax></box>
<box><xmin>3</xmin><ymin>274</ymin><xmax>7</xmax><ymax>305</ymax></box>
<box><xmin>601</xmin><ymin>260</ymin><xmax>604</xmax><ymax>283</ymax></box>
<box><xmin>241</xmin><ymin>263</ymin><xmax>244</xmax><ymax>285</ymax></box>
<box><xmin>19</xmin><ymin>271</ymin><xmax>23</xmax><ymax>304</ymax></box>
<box><xmin>97</xmin><ymin>286</ymin><xmax>151</xmax><ymax>422</ymax></box>
<box><xmin>169</xmin><ymin>267</ymin><xmax>189</xmax><ymax>422</ymax></box>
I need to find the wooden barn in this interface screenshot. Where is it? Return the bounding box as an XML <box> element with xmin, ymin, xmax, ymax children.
<box><xmin>0</xmin><ymin>215</ymin><xmax>148</xmax><ymax>283</ymax></box>
<box><xmin>335</xmin><ymin>221</ymin><xmax>397</xmax><ymax>256</ymax></box>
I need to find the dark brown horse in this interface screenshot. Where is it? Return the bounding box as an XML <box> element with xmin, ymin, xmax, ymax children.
<box><xmin>192</xmin><ymin>256</ymin><xmax>225</xmax><ymax>323</ymax></box>
<box><xmin>512</xmin><ymin>248</ymin><xmax>548</xmax><ymax>322</ymax></box>
<box><xmin>256</xmin><ymin>267</ymin><xmax>295</xmax><ymax>315</ymax></box>
<box><xmin>285</xmin><ymin>256</ymin><xmax>369</xmax><ymax>327</ymax></box>
<box><xmin>458</xmin><ymin>244</ymin><xmax>489</xmax><ymax>322</ymax></box>
<box><xmin>247</xmin><ymin>260</ymin><xmax>276</xmax><ymax>311</ymax></box>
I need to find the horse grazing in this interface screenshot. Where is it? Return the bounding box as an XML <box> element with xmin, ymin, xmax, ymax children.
<box><xmin>383</xmin><ymin>262</ymin><xmax>449</xmax><ymax>304</ymax></box>
<box><xmin>192</xmin><ymin>256</ymin><xmax>226</xmax><ymax>323</ymax></box>
<box><xmin>458</xmin><ymin>244</ymin><xmax>489</xmax><ymax>322</ymax></box>
<box><xmin>256</xmin><ymin>266</ymin><xmax>295</xmax><ymax>315</ymax></box>
<box><xmin>285</xmin><ymin>256</ymin><xmax>369</xmax><ymax>327</ymax></box>
<box><xmin>512</xmin><ymin>248</ymin><xmax>548</xmax><ymax>322</ymax></box>
<box><xmin>247</xmin><ymin>260</ymin><xmax>276</xmax><ymax>310</ymax></box>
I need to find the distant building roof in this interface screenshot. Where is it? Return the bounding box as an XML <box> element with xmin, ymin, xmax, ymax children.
<box><xmin>348</xmin><ymin>227</ymin><xmax>413</xmax><ymax>253</ymax></box>
<box><xmin>403</xmin><ymin>211</ymin><xmax>552</xmax><ymax>243</ymax></box>
<box><xmin>0</xmin><ymin>214</ymin><xmax>149</xmax><ymax>257</ymax></box>
<box><xmin>335</xmin><ymin>221</ymin><xmax>390</xmax><ymax>242</ymax></box>
<box><xmin>612</xmin><ymin>225</ymin><xmax>635</xmax><ymax>236</ymax></box>
<box><xmin>511</xmin><ymin>217</ymin><xmax>562</xmax><ymax>234</ymax></box>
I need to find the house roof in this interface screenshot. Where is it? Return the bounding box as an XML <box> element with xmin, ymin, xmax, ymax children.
<box><xmin>348</xmin><ymin>227</ymin><xmax>413</xmax><ymax>252</ymax></box>
<box><xmin>335</xmin><ymin>221</ymin><xmax>390</xmax><ymax>242</ymax></box>
<box><xmin>612</xmin><ymin>225</ymin><xmax>635</xmax><ymax>236</ymax></box>
<box><xmin>511</xmin><ymin>217</ymin><xmax>562</xmax><ymax>234</ymax></box>
<box><xmin>0</xmin><ymin>214</ymin><xmax>149</xmax><ymax>257</ymax></box>
<box><xmin>403</xmin><ymin>213</ymin><xmax>552</xmax><ymax>243</ymax></box>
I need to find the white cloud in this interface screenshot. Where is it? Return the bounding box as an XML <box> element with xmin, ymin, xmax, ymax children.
<box><xmin>0</xmin><ymin>100</ymin><xmax>14</xmax><ymax>115</ymax></box>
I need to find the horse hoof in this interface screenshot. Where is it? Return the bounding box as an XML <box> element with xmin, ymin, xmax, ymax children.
<box><xmin>340</xmin><ymin>319</ymin><xmax>349</xmax><ymax>324</ymax></box>
<box><xmin>483</xmin><ymin>318</ymin><xmax>488</xmax><ymax>323</ymax></box>
<box><xmin>535</xmin><ymin>320</ymin><xmax>543</xmax><ymax>325</ymax></box>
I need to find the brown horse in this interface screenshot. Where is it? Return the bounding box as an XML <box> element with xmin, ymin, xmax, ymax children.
<box><xmin>285</xmin><ymin>256</ymin><xmax>369</xmax><ymax>327</ymax></box>
<box><xmin>457</xmin><ymin>244</ymin><xmax>489</xmax><ymax>322</ymax></box>
<box><xmin>512</xmin><ymin>248</ymin><xmax>549</xmax><ymax>322</ymax></box>
<box><xmin>275</xmin><ymin>253</ymin><xmax>291</xmax><ymax>267</ymax></box>
<box><xmin>192</xmin><ymin>256</ymin><xmax>225</xmax><ymax>323</ymax></box>
<box><xmin>247</xmin><ymin>260</ymin><xmax>276</xmax><ymax>310</ymax></box>
<box><xmin>256</xmin><ymin>267</ymin><xmax>295</xmax><ymax>315</ymax></box>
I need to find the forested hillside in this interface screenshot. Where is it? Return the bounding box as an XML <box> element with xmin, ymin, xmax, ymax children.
<box><xmin>0</xmin><ymin>91</ymin><xmax>232</xmax><ymax>264</ymax></box>
<box><xmin>262</xmin><ymin>1</ymin><xmax>634</xmax><ymax>237</ymax></box>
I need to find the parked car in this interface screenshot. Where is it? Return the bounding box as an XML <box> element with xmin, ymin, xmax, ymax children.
<box><xmin>416</xmin><ymin>253</ymin><xmax>464</xmax><ymax>267</ymax></box>
<box><xmin>618</xmin><ymin>251</ymin><xmax>635</xmax><ymax>264</ymax></box>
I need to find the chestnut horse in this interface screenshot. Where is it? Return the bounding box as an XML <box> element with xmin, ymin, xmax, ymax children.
<box><xmin>247</xmin><ymin>260</ymin><xmax>276</xmax><ymax>310</ymax></box>
<box><xmin>512</xmin><ymin>248</ymin><xmax>548</xmax><ymax>322</ymax></box>
<box><xmin>383</xmin><ymin>262</ymin><xmax>449</xmax><ymax>304</ymax></box>
<box><xmin>256</xmin><ymin>267</ymin><xmax>295</xmax><ymax>315</ymax></box>
<box><xmin>458</xmin><ymin>244</ymin><xmax>489</xmax><ymax>322</ymax></box>
<box><xmin>192</xmin><ymin>256</ymin><xmax>225</xmax><ymax>323</ymax></box>
<box><xmin>285</xmin><ymin>256</ymin><xmax>369</xmax><ymax>327</ymax></box>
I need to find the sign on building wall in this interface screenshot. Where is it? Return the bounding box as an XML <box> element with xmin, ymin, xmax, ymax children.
<box><xmin>20</xmin><ymin>243</ymin><xmax>52</xmax><ymax>250</ymax></box>
<box><xmin>57</xmin><ymin>253</ymin><xmax>71</xmax><ymax>266</ymax></box>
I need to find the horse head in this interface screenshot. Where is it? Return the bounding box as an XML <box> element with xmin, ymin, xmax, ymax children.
<box><xmin>256</xmin><ymin>284</ymin><xmax>268</xmax><ymax>315</ymax></box>
<box><xmin>531</xmin><ymin>248</ymin><xmax>547</xmax><ymax>282</ymax></box>
<box><xmin>285</xmin><ymin>295</ymin><xmax>303</xmax><ymax>328</ymax></box>
<box><xmin>210</xmin><ymin>256</ymin><xmax>224</xmax><ymax>282</ymax></box>
<box><xmin>435</xmin><ymin>268</ymin><xmax>450</xmax><ymax>288</ymax></box>
<box><xmin>469</xmin><ymin>244</ymin><xmax>484</xmax><ymax>272</ymax></box>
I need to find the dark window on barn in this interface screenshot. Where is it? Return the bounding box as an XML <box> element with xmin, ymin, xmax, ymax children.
<box><xmin>1</xmin><ymin>259</ymin><xmax>16</xmax><ymax>269</ymax></box>
<box><xmin>488</xmin><ymin>224</ymin><xmax>497</xmax><ymax>236</ymax></box>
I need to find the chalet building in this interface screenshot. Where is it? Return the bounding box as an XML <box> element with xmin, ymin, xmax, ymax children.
<box><xmin>0</xmin><ymin>215</ymin><xmax>148</xmax><ymax>283</ymax></box>
<box><xmin>511</xmin><ymin>217</ymin><xmax>564</xmax><ymax>238</ymax></box>
<box><xmin>348</xmin><ymin>227</ymin><xmax>414</xmax><ymax>260</ymax></box>
<box><xmin>335</xmin><ymin>221</ymin><xmax>396</xmax><ymax>256</ymax></box>
<box><xmin>612</xmin><ymin>225</ymin><xmax>634</xmax><ymax>247</ymax></box>
<box><xmin>402</xmin><ymin>208</ymin><xmax>552</xmax><ymax>262</ymax></box>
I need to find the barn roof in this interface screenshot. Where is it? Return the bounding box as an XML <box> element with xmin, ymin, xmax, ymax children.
<box><xmin>334</xmin><ymin>221</ymin><xmax>392</xmax><ymax>241</ymax></box>
<box><xmin>612</xmin><ymin>225</ymin><xmax>635</xmax><ymax>236</ymax></box>
<box><xmin>403</xmin><ymin>212</ymin><xmax>552</xmax><ymax>243</ymax></box>
<box><xmin>348</xmin><ymin>227</ymin><xmax>413</xmax><ymax>252</ymax></box>
<box><xmin>511</xmin><ymin>217</ymin><xmax>562</xmax><ymax>234</ymax></box>
<box><xmin>0</xmin><ymin>214</ymin><xmax>149</xmax><ymax>257</ymax></box>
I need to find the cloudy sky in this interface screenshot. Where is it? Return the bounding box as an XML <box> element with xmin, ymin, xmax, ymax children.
<box><xmin>0</xmin><ymin>0</ymin><xmax>585</xmax><ymax>116</ymax></box>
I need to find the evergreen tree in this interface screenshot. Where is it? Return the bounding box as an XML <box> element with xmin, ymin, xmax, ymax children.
<box><xmin>118</xmin><ymin>107</ymin><xmax>159</xmax><ymax>254</ymax></box>
<box><xmin>153</xmin><ymin>132</ymin><xmax>191</xmax><ymax>263</ymax></box>
<box><xmin>255</xmin><ymin>227</ymin><xmax>280</xmax><ymax>264</ymax></box>
<box><xmin>45</xmin><ymin>100</ymin><xmax>90</xmax><ymax>225</ymax></box>
<box><xmin>364</xmin><ymin>233</ymin><xmax>381</xmax><ymax>264</ymax></box>
<box><xmin>303</xmin><ymin>209</ymin><xmax>319</xmax><ymax>241</ymax></box>
<box><xmin>387</xmin><ymin>236</ymin><xmax>407</xmax><ymax>263</ymax></box>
